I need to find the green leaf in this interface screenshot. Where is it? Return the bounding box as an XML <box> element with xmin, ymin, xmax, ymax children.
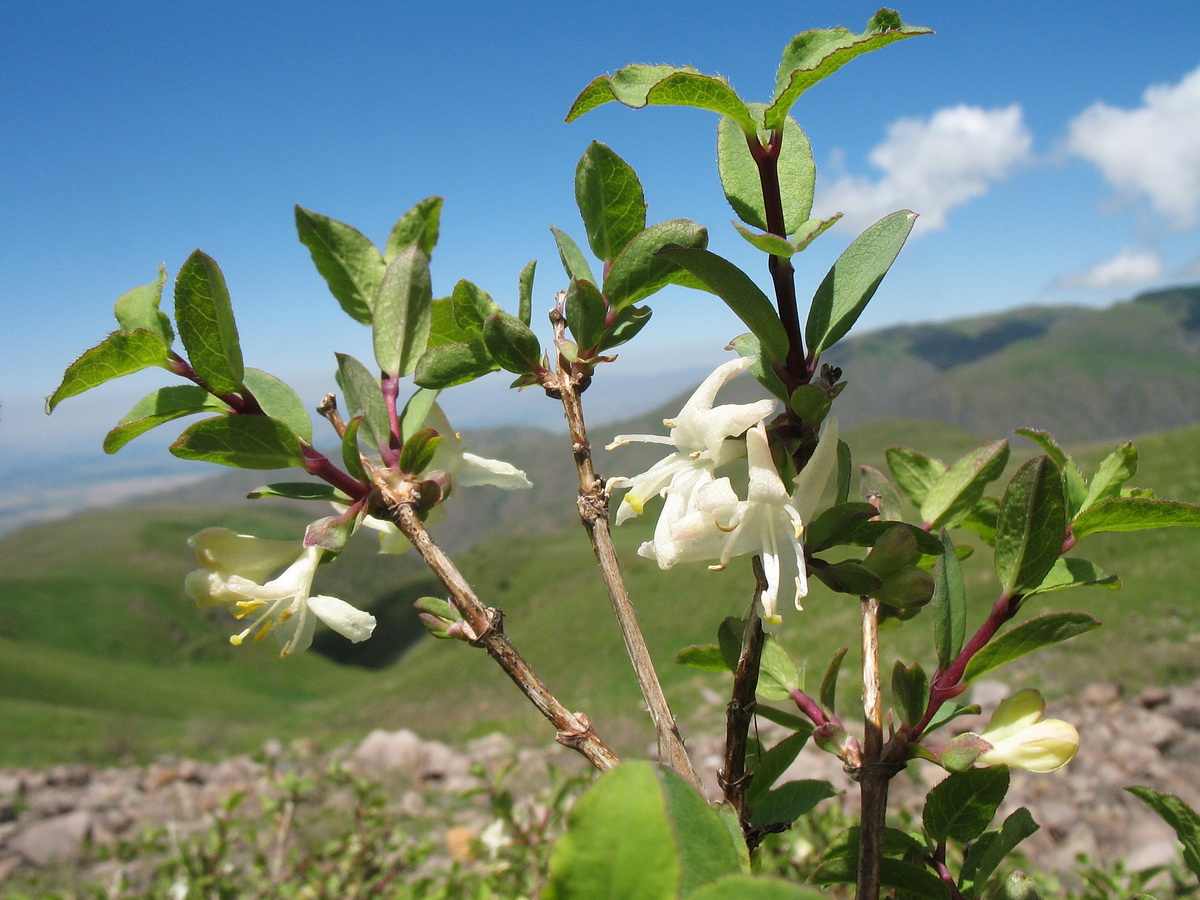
<box><xmin>103</xmin><ymin>385</ymin><xmax>228</xmax><ymax>453</ymax></box>
<box><xmin>687</xmin><ymin>875</ymin><xmax>829</xmax><ymax>900</ymax></box>
<box><xmin>873</xmin><ymin>566</ymin><xmax>935</xmax><ymax>609</ymax></box>
<box><xmin>803</xmin><ymin>502</ymin><xmax>878</xmax><ymax>554</ymax></box>
<box><xmin>384</xmin><ymin>196</ymin><xmax>442</xmax><ymax>259</ymax></box>
<box><xmin>1071</xmin><ymin>497</ymin><xmax>1200</xmax><ymax>539</ymax></box>
<box><xmin>399</xmin><ymin>427</ymin><xmax>441</xmax><ymax>476</ymax></box>
<box><xmin>604</xmin><ymin>219</ymin><xmax>708</xmax><ymax>311</ymax></box>
<box><xmin>924</xmin><ymin>767</ymin><xmax>1010</xmax><ymax>843</ymax></box>
<box><xmin>575</xmin><ymin>142</ymin><xmax>647</xmax><ymax>263</ymax></box>
<box><xmin>565</xmin><ymin>278</ymin><xmax>608</xmax><ymax>351</ymax></box>
<box><xmin>747</xmin><ymin>731</ymin><xmax>811</xmax><ymax>804</ymax></box>
<box><xmin>113</xmin><ymin>265</ymin><xmax>172</xmax><ymax>343</ymax></box>
<box><xmin>765</xmin><ymin>11</ymin><xmax>933</xmax><ymax>131</ymax></box>
<box><xmin>754</xmin><ymin>705</ymin><xmax>812</xmax><ymax>732</ymax></box>
<box><xmin>717</xmin><ymin>616</ymin><xmax>746</xmax><ymax>673</ymax></box>
<box><xmin>1015</xmin><ymin>428</ymin><xmax>1087</xmax><ymax>516</ymax></box>
<box><xmin>959</xmin><ymin>807</ymin><xmax>1040</xmax><ymax>897</ymax></box>
<box><xmin>728</xmin><ymin>333</ymin><xmax>789</xmax><ymax>401</ymax></box>
<box><xmin>674</xmin><ymin>645</ymin><xmax>730</xmax><ymax>673</ymax></box>
<box><xmin>399</xmin><ymin>387</ymin><xmax>438</xmax><ymax>442</ymax></box>
<box><xmin>926</xmin><ymin>700</ymin><xmax>982</xmax><ymax>734</ymax></box>
<box><xmin>790</xmin><ymin>215</ymin><xmax>843</xmax><ymax>252</ymax></box>
<box><xmin>994</xmin><ymin>457</ymin><xmax>1067</xmax><ymax>598</ymax></box>
<box><xmin>758</xmin><ymin>635</ymin><xmax>802</xmax><ymax>701</ymax></box>
<box><xmin>341</xmin><ymin>414</ymin><xmax>366</xmax><ymax>481</ymax></box>
<box><xmin>568</xmin><ymin>64</ymin><xmax>691</xmax><ymax>120</ymax></box>
<box><xmin>718</xmin><ymin>108</ymin><xmax>814</xmax><ymax>234</ymax></box>
<box><xmin>886</xmin><ymin>446</ymin><xmax>947</xmax><ymax>508</ymax></box>
<box><xmin>1025</xmin><ymin>557</ymin><xmax>1119</xmax><ymax>596</ymax></box>
<box><xmin>892</xmin><ymin>660</ymin><xmax>928</xmax><ymax>728</ymax></box>
<box><xmin>170</xmin><ymin>415</ymin><xmax>304</xmax><ymax>469</ymax></box>
<box><xmin>805</xmin><ymin>210</ymin><xmax>917</xmax><ymax>357</ymax></box>
<box><xmin>1126</xmin><ymin>787</ymin><xmax>1200</xmax><ymax>879</ymax></box>
<box><xmin>414</xmin><ymin>341</ymin><xmax>497</xmax><ymax>389</ymax></box>
<box><xmin>304</xmin><ymin>512</ymin><xmax>356</xmax><ymax>553</ymax></box>
<box><xmin>483</xmin><ymin>310</ymin><xmax>543</xmax><ymax>375</ymax></box>
<box><xmin>295</xmin><ymin>206</ymin><xmax>383</xmax><ymax>325</ymax></box>
<box><xmin>932</xmin><ymin>529</ymin><xmax>967</xmax><ymax>670</ymax></box>
<box><xmin>46</xmin><ymin>329</ymin><xmax>173</xmax><ymax>413</ymax></box>
<box><xmin>335</xmin><ymin>353</ymin><xmax>391</xmax><ymax>457</ymax></box>
<box><xmin>566</xmin><ymin>63</ymin><xmax>756</xmax><ymax>134</ymax></box>
<box><xmin>963</xmin><ymin>612</ymin><xmax>1102</xmax><ymax>684</ymax></box>
<box><xmin>449</xmin><ymin>279</ymin><xmax>499</xmax><ymax>332</ymax></box>
<box><xmin>1080</xmin><ymin>442</ymin><xmax>1138</xmax><ymax>510</ymax></box>
<box><xmin>543</xmin><ymin>761</ymin><xmax>741</xmax><ymax>900</ymax></box>
<box><xmin>372</xmin><ymin>244</ymin><xmax>432</xmax><ymax>377</ymax></box>
<box><xmin>242</xmin><ymin>368</ymin><xmax>312</xmax><ymax>443</ymax></box>
<box><xmin>860</xmin><ymin>465</ymin><xmax>904</xmax><ymax>522</ymax></box>
<box><xmin>819</xmin><ymin>824</ymin><xmax>928</xmax><ymax>863</ymax></box>
<box><xmin>818</xmin><ymin>647</ymin><xmax>848</xmax><ymax>714</ymax></box>
<box><xmin>749</xmin><ymin>780</ymin><xmax>837</xmax><ymax>828</ymax></box>
<box><xmin>596</xmin><ymin>304</ymin><xmax>653</xmax><ymax>352</ymax></box>
<box><xmin>656</xmin><ymin>247</ymin><xmax>788</xmax><ymax>362</ymax></box>
<box><xmin>427</xmin><ymin>296</ymin><xmax>477</xmax><ymax>348</ymax></box>
<box><xmin>550</xmin><ymin>226</ymin><xmax>596</xmax><ymax>284</ymax></box>
<box><xmin>247</xmin><ymin>482</ymin><xmax>346</xmax><ymax>502</ymax></box>
<box><xmin>835</xmin><ymin>440</ymin><xmax>852</xmax><ymax>506</ymax></box>
<box><xmin>518</xmin><ymin>259</ymin><xmax>536</xmax><ymax>325</ymax></box>
<box><xmin>810</xmin><ymin>560</ymin><xmax>883</xmax><ymax>596</ymax></box>
<box><xmin>920</xmin><ymin>440</ymin><xmax>1010</xmax><ymax>529</ymax></box>
<box><xmin>812</xmin><ymin>856</ymin><xmax>950</xmax><ymax>900</ymax></box>
<box><xmin>734</xmin><ymin>224</ymin><xmax>797</xmax><ymax>258</ymax></box>
<box><xmin>174</xmin><ymin>250</ymin><xmax>245</xmax><ymax>394</ymax></box>
<box><xmin>960</xmin><ymin>496</ymin><xmax>1001</xmax><ymax>546</ymax></box>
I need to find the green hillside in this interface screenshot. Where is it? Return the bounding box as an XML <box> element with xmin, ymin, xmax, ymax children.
<box><xmin>820</xmin><ymin>284</ymin><xmax>1200</xmax><ymax>442</ymax></box>
<box><xmin>4</xmin><ymin>418</ymin><xmax>1198</xmax><ymax>766</ymax></box>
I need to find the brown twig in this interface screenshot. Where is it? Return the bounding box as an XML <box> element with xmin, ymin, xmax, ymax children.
<box><xmin>720</xmin><ymin>557</ymin><xmax>768</xmax><ymax>836</ymax></box>
<box><xmin>379</xmin><ymin>485</ymin><xmax>620</xmax><ymax>773</ymax></box>
<box><xmin>855</xmin><ymin>594</ymin><xmax>889</xmax><ymax>900</ymax></box>
<box><xmin>549</xmin><ymin>300</ymin><xmax>701</xmax><ymax>792</ymax></box>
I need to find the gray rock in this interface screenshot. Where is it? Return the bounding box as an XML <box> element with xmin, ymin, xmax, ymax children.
<box><xmin>8</xmin><ymin>809</ymin><xmax>91</xmax><ymax>866</ymax></box>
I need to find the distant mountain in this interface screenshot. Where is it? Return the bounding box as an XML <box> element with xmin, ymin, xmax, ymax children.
<box><xmin>817</xmin><ymin>284</ymin><xmax>1200</xmax><ymax>442</ymax></box>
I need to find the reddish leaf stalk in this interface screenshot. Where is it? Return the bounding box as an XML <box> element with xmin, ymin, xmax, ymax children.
<box><xmin>912</xmin><ymin>591</ymin><xmax>1024</xmax><ymax>739</ymax></box>
<box><xmin>747</xmin><ymin>131</ymin><xmax>807</xmax><ymax>384</ymax></box>
<box><xmin>301</xmin><ymin>444</ymin><xmax>368</xmax><ymax>501</ymax></box>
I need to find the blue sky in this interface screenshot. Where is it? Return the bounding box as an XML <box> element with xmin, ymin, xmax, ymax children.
<box><xmin>3</xmin><ymin>1</ymin><xmax>1199</xmax><ymax>526</ymax></box>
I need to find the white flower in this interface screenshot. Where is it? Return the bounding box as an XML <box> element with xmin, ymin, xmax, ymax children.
<box><xmin>421</xmin><ymin>403</ymin><xmax>532</xmax><ymax>490</ymax></box>
<box><xmin>607</xmin><ymin>356</ymin><xmax>776</xmax><ymax>525</ymax></box>
<box><xmin>638</xmin><ymin>418</ymin><xmax>839</xmax><ymax>627</ymax></box>
<box><xmin>185</xmin><ymin>527</ymin><xmax>376</xmax><ymax>657</ymax></box>
<box><xmin>973</xmin><ymin>689</ymin><xmax>1079</xmax><ymax>773</ymax></box>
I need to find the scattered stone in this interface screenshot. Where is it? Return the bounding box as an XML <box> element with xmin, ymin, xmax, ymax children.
<box><xmin>2</xmin><ymin>680</ymin><xmax>1199</xmax><ymax>886</ymax></box>
<box><xmin>8</xmin><ymin>809</ymin><xmax>91</xmax><ymax>866</ymax></box>
<box><xmin>1080</xmin><ymin>681</ymin><xmax>1122</xmax><ymax>706</ymax></box>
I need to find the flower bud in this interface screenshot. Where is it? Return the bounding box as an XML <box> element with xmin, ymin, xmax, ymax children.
<box><xmin>971</xmin><ymin>689</ymin><xmax>1079</xmax><ymax>773</ymax></box>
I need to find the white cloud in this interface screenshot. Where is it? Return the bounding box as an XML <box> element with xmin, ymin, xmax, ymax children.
<box><xmin>1067</xmin><ymin>65</ymin><xmax>1200</xmax><ymax>229</ymax></box>
<box><xmin>816</xmin><ymin>105</ymin><xmax>1033</xmax><ymax>234</ymax></box>
<box><xmin>1055</xmin><ymin>246</ymin><xmax>1163</xmax><ymax>290</ymax></box>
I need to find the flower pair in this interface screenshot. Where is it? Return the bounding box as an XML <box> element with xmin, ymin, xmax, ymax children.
<box><xmin>186</xmin><ymin>528</ymin><xmax>376</xmax><ymax>658</ymax></box>
<box><xmin>609</xmin><ymin>356</ymin><xmax>837</xmax><ymax>626</ymax></box>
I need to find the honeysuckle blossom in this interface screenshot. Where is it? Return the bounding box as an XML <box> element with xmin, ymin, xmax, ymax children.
<box><xmin>972</xmin><ymin>688</ymin><xmax>1080</xmax><ymax>773</ymax></box>
<box><xmin>343</xmin><ymin>403</ymin><xmax>532</xmax><ymax>556</ymax></box>
<box><xmin>421</xmin><ymin>403</ymin><xmax>532</xmax><ymax>490</ymax></box>
<box><xmin>185</xmin><ymin>527</ymin><xmax>376</xmax><ymax>658</ymax></box>
<box><xmin>649</xmin><ymin>419</ymin><xmax>839</xmax><ymax>626</ymax></box>
<box><xmin>606</xmin><ymin>356</ymin><xmax>776</xmax><ymax>525</ymax></box>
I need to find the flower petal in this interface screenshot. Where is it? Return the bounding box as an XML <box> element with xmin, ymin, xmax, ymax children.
<box><xmin>307</xmin><ymin>594</ymin><xmax>377</xmax><ymax>643</ymax></box>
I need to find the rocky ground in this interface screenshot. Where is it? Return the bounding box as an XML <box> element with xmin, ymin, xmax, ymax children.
<box><xmin>2</xmin><ymin>680</ymin><xmax>1199</xmax><ymax>891</ymax></box>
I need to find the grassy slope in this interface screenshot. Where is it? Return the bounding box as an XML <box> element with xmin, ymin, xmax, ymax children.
<box><xmin>4</xmin><ymin>412</ymin><xmax>1200</xmax><ymax>766</ymax></box>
